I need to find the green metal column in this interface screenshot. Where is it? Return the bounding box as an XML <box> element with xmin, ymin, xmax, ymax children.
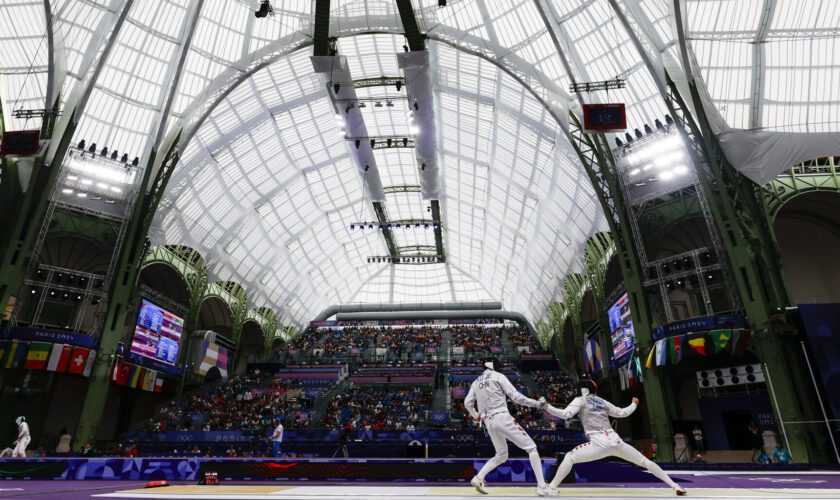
<box><xmin>667</xmin><ymin>78</ymin><xmax>823</xmax><ymax>462</ymax></box>
<box><xmin>568</xmin><ymin>116</ymin><xmax>675</xmax><ymax>460</ymax></box>
<box><xmin>228</xmin><ymin>290</ymin><xmax>248</xmax><ymax>374</ymax></box>
<box><xmin>176</xmin><ymin>265</ymin><xmax>209</xmax><ymax>397</ymax></box>
<box><xmin>75</xmin><ymin>138</ymin><xmax>182</xmax><ymax>448</ymax></box>
<box><xmin>548</xmin><ymin>302</ymin><xmax>567</xmax><ymax>363</ymax></box>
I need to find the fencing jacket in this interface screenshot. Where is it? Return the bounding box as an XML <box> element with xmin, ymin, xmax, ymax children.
<box><xmin>546</xmin><ymin>395</ymin><xmax>636</xmax><ymax>436</ymax></box>
<box><xmin>464</xmin><ymin>369</ymin><xmax>542</xmax><ymax>419</ymax></box>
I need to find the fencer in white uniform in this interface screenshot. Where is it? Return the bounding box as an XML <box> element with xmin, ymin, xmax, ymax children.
<box><xmin>545</xmin><ymin>378</ymin><xmax>686</xmax><ymax>496</ymax></box>
<box><xmin>12</xmin><ymin>416</ymin><xmax>30</xmax><ymax>458</ymax></box>
<box><xmin>464</xmin><ymin>357</ymin><xmax>551</xmax><ymax>496</ymax></box>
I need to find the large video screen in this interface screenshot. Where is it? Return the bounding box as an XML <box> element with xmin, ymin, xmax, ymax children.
<box><xmin>608</xmin><ymin>292</ymin><xmax>636</xmax><ymax>363</ymax></box>
<box><xmin>130</xmin><ymin>299</ymin><xmax>183</xmax><ymax>366</ymax></box>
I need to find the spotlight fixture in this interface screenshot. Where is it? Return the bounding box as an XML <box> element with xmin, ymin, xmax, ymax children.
<box><xmin>624</xmin><ymin>133</ymin><xmax>633</xmax><ymax>143</ymax></box>
<box><xmin>387</xmin><ymin>138</ymin><xmax>393</xmax><ymax>147</ymax></box>
<box><xmin>655</xmin><ymin>119</ymin><xmax>664</xmax><ymax>130</ymax></box>
<box><xmin>254</xmin><ymin>0</ymin><xmax>273</xmax><ymax>18</ymax></box>
<box><xmin>665</xmin><ymin>114</ymin><xmax>674</xmax><ymax>125</ymax></box>
<box><xmin>421</xmin><ymin>163</ymin><xmax>426</xmax><ymax>171</ymax></box>
<box><xmin>375</xmin><ymin>101</ymin><xmax>383</xmax><ymax>108</ymax></box>
<box><xmin>370</xmin><ymin>139</ymin><xmax>376</xmax><ymax>148</ymax></box>
<box><xmin>386</xmin><ymin>100</ymin><xmax>394</xmax><ymax>107</ymax></box>
<box><xmin>110</xmin><ymin>150</ymin><xmax>118</xmax><ymax>160</ymax></box>
<box><xmin>644</xmin><ymin>124</ymin><xmax>653</xmax><ymax>135</ymax></box>
<box><xmin>634</xmin><ymin>128</ymin><xmax>643</xmax><ymax>139</ymax></box>
<box><xmin>355</xmin><ymin>140</ymin><xmax>361</xmax><ymax>149</ymax></box>
<box><xmin>132</xmin><ymin>157</ymin><xmax>139</xmax><ymax>167</ymax></box>
<box><xmin>413</xmin><ymin>102</ymin><xmax>419</xmax><ymax>111</ymax></box>
<box><xmin>402</xmin><ymin>138</ymin><xmax>408</xmax><ymax>147</ymax></box>
<box><xmin>100</xmin><ymin>146</ymin><xmax>108</xmax><ymax>157</ymax></box>
<box><xmin>438</xmin><ymin>0</ymin><xmax>446</xmax><ymax>6</ymax></box>
<box><xmin>88</xmin><ymin>143</ymin><xmax>97</xmax><ymax>153</ymax></box>
<box><xmin>121</xmin><ymin>153</ymin><xmax>128</xmax><ymax>163</ymax></box>
<box><xmin>615</xmin><ymin>137</ymin><xmax>623</xmax><ymax>147</ymax></box>
<box><xmin>396</xmin><ymin>81</ymin><xmax>402</xmax><ymax>91</ymax></box>
<box><xmin>333</xmin><ymin>83</ymin><xmax>340</xmax><ymax>94</ymax></box>
<box><xmin>77</xmin><ymin>139</ymin><xmax>86</xmax><ymax>150</ymax></box>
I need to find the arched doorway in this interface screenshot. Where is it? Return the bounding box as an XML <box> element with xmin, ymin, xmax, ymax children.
<box><xmin>774</xmin><ymin>191</ymin><xmax>840</xmax><ymax>303</ymax></box>
<box><xmin>196</xmin><ymin>296</ymin><xmax>234</xmax><ymax>337</ymax></box>
<box><xmin>236</xmin><ymin>320</ymin><xmax>265</xmax><ymax>372</ymax></box>
<box><xmin>138</xmin><ymin>263</ymin><xmax>190</xmax><ymax>308</ymax></box>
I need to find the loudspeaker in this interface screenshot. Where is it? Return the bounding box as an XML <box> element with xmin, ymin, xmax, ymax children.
<box><xmin>696</xmin><ymin>364</ymin><xmax>764</xmax><ymax>388</ymax></box>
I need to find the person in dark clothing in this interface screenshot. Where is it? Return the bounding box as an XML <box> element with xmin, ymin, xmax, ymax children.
<box><xmin>749</xmin><ymin>422</ymin><xmax>764</xmax><ymax>463</ymax></box>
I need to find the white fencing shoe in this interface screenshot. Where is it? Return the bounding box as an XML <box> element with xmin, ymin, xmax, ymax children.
<box><xmin>470</xmin><ymin>476</ymin><xmax>489</xmax><ymax>494</ymax></box>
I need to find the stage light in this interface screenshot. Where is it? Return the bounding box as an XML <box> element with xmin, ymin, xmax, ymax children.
<box><xmin>665</xmin><ymin>114</ymin><xmax>674</xmax><ymax>125</ymax></box>
<box><xmin>62</xmin><ymin>292</ymin><xmax>69</xmax><ymax>300</ymax></box>
<box><xmin>659</xmin><ymin>171</ymin><xmax>675</xmax><ymax>181</ymax></box>
<box><xmin>88</xmin><ymin>143</ymin><xmax>96</xmax><ymax>153</ymax></box>
<box><xmin>413</xmin><ymin>102</ymin><xmax>419</xmax><ymax>111</ymax></box>
<box><xmin>77</xmin><ymin>192</ymin><xmax>87</xmax><ymax>198</ymax></box>
<box><xmin>121</xmin><ymin>153</ymin><xmax>128</xmax><ymax>163</ymax></box>
<box><xmin>255</xmin><ymin>0</ymin><xmax>272</xmax><ymax>17</ymax></box>
<box><xmin>396</xmin><ymin>81</ymin><xmax>402</xmax><ymax>91</ymax></box>
<box><xmin>92</xmin><ymin>297</ymin><xmax>101</xmax><ymax>305</ymax></box>
<box><xmin>387</xmin><ymin>224</ymin><xmax>392</xmax><ymax>230</ymax></box>
<box><xmin>370</xmin><ymin>139</ymin><xmax>376</xmax><ymax>148</ymax></box>
<box><xmin>402</xmin><ymin>138</ymin><xmax>408</xmax><ymax>146</ymax></box>
<box><xmin>77</xmin><ymin>139</ymin><xmax>86</xmax><ymax>150</ymax></box>
<box><xmin>634</xmin><ymin>128</ymin><xmax>643</xmax><ymax>139</ymax></box>
<box><xmin>644</xmin><ymin>124</ymin><xmax>653</xmax><ymax>135</ymax></box>
<box><xmin>62</xmin><ymin>188</ymin><xmax>73</xmax><ymax>194</ymax></box>
<box><xmin>110</xmin><ymin>150</ymin><xmax>118</xmax><ymax>160</ymax></box>
<box><xmin>350</xmin><ymin>224</ymin><xmax>355</xmax><ymax>231</ymax></box>
<box><xmin>624</xmin><ymin>133</ymin><xmax>633</xmax><ymax>143</ymax></box>
<box><xmin>100</xmin><ymin>146</ymin><xmax>108</xmax><ymax>157</ymax></box>
<box><xmin>49</xmin><ymin>290</ymin><xmax>56</xmax><ymax>297</ymax></box>
<box><xmin>368</xmin><ymin>224</ymin><xmax>373</xmax><ymax>230</ymax></box>
<box><xmin>438</xmin><ymin>0</ymin><xmax>447</xmax><ymax>6</ymax></box>
<box><xmin>674</xmin><ymin>164</ymin><xmax>689</xmax><ymax>175</ymax></box>
<box><xmin>629</xmin><ymin>168</ymin><xmax>640</xmax><ymax>176</ymax></box>
<box><xmin>615</xmin><ymin>137</ymin><xmax>623</xmax><ymax>147</ymax></box>
<box><xmin>655</xmin><ymin>119</ymin><xmax>664</xmax><ymax>130</ymax></box>
<box><xmin>31</xmin><ymin>288</ymin><xmax>37</xmax><ymax>295</ymax></box>
<box><xmin>355</xmin><ymin>140</ymin><xmax>361</xmax><ymax>149</ymax></box>
<box><xmin>375</xmin><ymin>101</ymin><xmax>383</xmax><ymax>108</ymax></box>
<box><xmin>132</xmin><ymin>157</ymin><xmax>139</xmax><ymax>167</ymax></box>
<box><xmin>387</xmin><ymin>138</ymin><xmax>393</xmax><ymax>147</ymax></box>
<box><xmin>386</xmin><ymin>100</ymin><xmax>394</xmax><ymax>107</ymax></box>
<box><xmin>333</xmin><ymin>83</ymin><xmax>340</xmax><ymax>94</ymax></box>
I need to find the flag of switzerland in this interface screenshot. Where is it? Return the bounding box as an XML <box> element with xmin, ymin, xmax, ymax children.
<box><xmin>67</xmin><ymin>347</ymin><xmax>90</xmax><ymax>375</ymax></box>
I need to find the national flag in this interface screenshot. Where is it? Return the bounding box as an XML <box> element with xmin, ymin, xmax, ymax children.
<box><xmin>618</xmin><ymin>363</ymin><xmax>630</xmax><ymax>390</ymax></box>
<box><xmin>644</xmin><ymin>345</ymin><xmax>655</xmax><ymax>369</ymax></box>
<box><xmin>0</xmin><ymin>340</ymin><xmax>9</xmax><ymax>365</ymax></box>
<box><xmin>198</xmin><ymin>341</ymin><xmax>219</xmax><ymax>376</ymax></box>
<box><xmin>673</xmin><ymin>335</ymin><xmax>685</xmax><ymax>364</ymax></box>
<box><xmin>23</xmin><ymin>341</ymin><xmax>51</xmax><ymax>370</ymax></box>
<box><xmin>153</xmin><ymin>375</ymin><xmax>164</xmax><ymax>393</ymax></box>
<box><xmin>655</xmin><ymin>339</ymin><xmax>667</xmax><ymax>366</ymax></box>
<box><xmin>129</xmin><ymin>366</ymin><xmax>145</xmax><ymax>388</ymax></box>
<box><xmin>4</xmin><ymin>340</ymin><xmax>29</xmax><ymax>369</ymax></box>
<box><xmin>688</xmin><ymin>335</ymin><xmax>708</xmax><ymax>357</ymax></box>
<box><xmin>82</xmin><ymin>349</ymin><xmax>96</xmax><ymax>377</ymax></box>
<box><xmin>732</xmin><ymin>329</ymin><xmax>751</xmax><ymax>356</ymax></box>
<box><xmin>112</xmin><ymin>361</ymin><xmax>132</xmax><ymax>386</ymax></box>
<box><xmin>711</xmin><ymin>329</ymin><xmax>732</xmax><ymax>353</ymax></box>
<box><xmin>142</xmin><ymin>369</ymin><xmax>157</xmax><ymax>392</ymax></box>
<box><xmin>217</xmin><ymin>345</ymin><xmax>229</xmax><ymax>378</ymax></box>
<box><xmin>66</xmin><ymin>346</ymin><xmax>90</xmax><ymax>375</ymax></box>
<box><xmin>47</xmin><ymin>344</ymin><xmax>73</xmax><ymax>372</ymax></box>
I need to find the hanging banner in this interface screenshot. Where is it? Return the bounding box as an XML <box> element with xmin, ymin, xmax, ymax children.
<box><xmin>652</xmin><ymin>315</ymin><xmax>746</xmax><ymax>340</ymax></box>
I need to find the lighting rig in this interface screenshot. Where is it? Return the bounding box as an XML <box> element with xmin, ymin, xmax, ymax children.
<box><xmin>569</xmin><ymin>78</ymin><xmax>625</xmax><ymax>94</ymax></box>
<box><xmin>367</xmin><ymin>255</ymin><xmax>444</xmax><ymax>264</ymax></box>
<box><xmin>348</xmin><ymin>136</ymin><xmax>415</xmax><ymax>150</ymax></box>
<box><xmin>349</xmin><ymin>219</ymin><xmax>441</xmax><ymax>232</ymax></box>
<box><xmin>254</xmin><ymin>0</ymin><xmax>273</xmax><ymax>18</ymax></box>
<box><xmin>12</xmin><ymin>107</ymin><xmax>62</xmax><ymax>120</ymax></box>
